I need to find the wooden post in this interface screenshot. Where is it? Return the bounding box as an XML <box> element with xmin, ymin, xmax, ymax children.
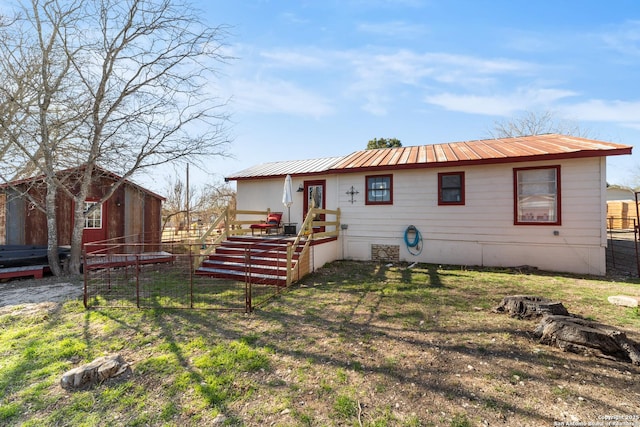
<box><xmin>286</xmin><ymin>243</ymin><xmax>293</xmax><ymax>286</ymax></box>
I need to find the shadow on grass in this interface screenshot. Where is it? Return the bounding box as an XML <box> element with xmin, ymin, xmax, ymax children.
<box><xmin>57</xmin><ymin>260</ymin><xmax>640</xmax><ymax>425</ymax></box>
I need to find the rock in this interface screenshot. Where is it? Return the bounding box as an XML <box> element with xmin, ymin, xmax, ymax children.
<box><xmin>60</xmin><ymin>354</ymin><xmax>131</xmax><ymax>390</ymax></box>
<box><xmin>533</xmin><ymin>315</ymin><xmax>640</xmax><ymax>365</ymax></box>
<box><xmin>608</xmin><ymin>295</ymin><xmax>639</xmax><ymax>308</ymax></box>
<box><xmin>494</xmin><ymin>295</ymin><xmax>569</xmax><ymax>319</ymax></box>
<box><xmin>212</xmin><ymin>414</ymin><xmax>227</xmax><ymax>424</ymax></box>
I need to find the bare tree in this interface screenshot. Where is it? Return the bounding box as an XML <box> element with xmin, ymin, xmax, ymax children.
<box><xmin>488</xmin><ymin>110</ymin><xmax>592</xmax><ymax>139</ymax></box>
<box><xmin>0</xmin><ymin>0</ymin><xmax>231</xmax><ymax>274</ymax></box>
<box><xmin>161</xmin><ymin>175</ymin><xmax>235</xmax><ymax>235</ymax></box>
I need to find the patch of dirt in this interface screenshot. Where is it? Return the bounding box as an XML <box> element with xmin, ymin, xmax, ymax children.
<box><xmin>0</xmin><ymin>274</ymin><xmax>83</xmax><ymax>315</ymax></box>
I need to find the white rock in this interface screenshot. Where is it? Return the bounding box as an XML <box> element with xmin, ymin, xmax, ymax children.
<box><xmin>212</xmin><ymin>414</ymin><xmax>227</xmax><ymax>424</ymax></box>
<box><xmin>608</xmin><ymin>295</ymin><xmax>639</xmax><ymax>307</ymax></box>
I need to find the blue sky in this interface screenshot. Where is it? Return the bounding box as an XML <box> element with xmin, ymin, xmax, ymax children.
<box><xmin>161</xmin><ymin>0</ymin><xmax>640</xmax><ymax>192</ymax></box>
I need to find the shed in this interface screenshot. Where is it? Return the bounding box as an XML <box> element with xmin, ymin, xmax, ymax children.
<box><xmin>0</xmin><ymin>166</ymin><xmax>164</xmax><ymax>248</ymax></box>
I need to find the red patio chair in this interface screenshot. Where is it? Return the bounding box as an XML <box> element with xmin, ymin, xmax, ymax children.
<box><xmin>250</xmin><ymin>212</ymin><xmax>283</xmax><ymax>235</ymax></box>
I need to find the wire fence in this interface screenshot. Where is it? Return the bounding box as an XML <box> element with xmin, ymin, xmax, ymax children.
<box><xmin>606</xmin><ymin>219</ymin><xmax>639</xmax><ymax>277</ymax></box>
<box><xmin>83</xmin><ymin>241</ymin><xmax>287</xmax><ymax>312</ymax></box>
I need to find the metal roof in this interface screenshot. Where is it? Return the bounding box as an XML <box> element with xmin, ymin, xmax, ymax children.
<box><xmin>226</xmin><ymin>156</ymin><xmax>345</xmax><ymax>180</ymax></box>
<box><xmin>226</xmin><ymin>134</ymin><xmax>632</xmax><ymax>180</ymax></box>
<box><xmin>332</xmin><ymin>134</ymin><xmax>632</xmax><ymax>172</ymax></box>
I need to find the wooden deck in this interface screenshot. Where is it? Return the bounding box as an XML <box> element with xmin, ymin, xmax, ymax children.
<box><xmin>0</xmin><ymin>265</ymin><xmax>50</xmax><ymax>280</ymax></box>
<box><xmin>84</xmin><ymin>252</ymin><xmax>176</xmax><ymax>270</ymax></box>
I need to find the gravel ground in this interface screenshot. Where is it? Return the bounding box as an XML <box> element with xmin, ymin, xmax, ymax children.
<box><xmin>0</xmin><ymin>275</ymin><xmax>83</xmax><ymax>314</ymax></box>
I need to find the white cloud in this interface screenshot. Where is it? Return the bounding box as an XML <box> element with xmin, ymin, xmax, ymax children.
<box><xmin>424</xmin><ymin>88</ymin><xmax>640</xmax><ymax>130</ymax></box>
<box><xmin>361</xmin><ymin>92</ymin><xmax>391</xmax><ymax>116</ymax></box>
<box><xmin>349</xmin><ymin>49</ymin><xmax>532</xmax><ymax>87</ymax></box>
<box><xmin>280</xmin><ymin>12</ymin><xmax>308</xmax><ymax>25</ymax></box>
<box><xmin>343</xmin><ymin>49</ymin><xmax>537</xmax><ymax>114</ymax></box>
<box><xmin>424</xmin><ymin>88</ymin><xmax>577</xmax><ymax>116</ymax></box>
<box><xmin>228</xmin><ymin>43</ymin><xmax>546</xmax><ymax>118</ymax></box>
<box><xmin>229</xmin><ymin>78</ymin><xmax>334</xmax><ymax>118</ymax></box>
<box><xmin>259</xmin><ymin>50</ymin><xmax>327</xmax><ymax>68</ymax></box>
<box><xmin>601</xmin><ymin>20</ymin><xmax>640</xmax><ymax>56</ymax></box>
<box><xmin>559</xmin><ymin>99</ymin><xmax>640</xmax><ymax>124</ymax></box>
<box><xmin>347</xmin><ymin>0</ymin><xmax>425</xmax><ymax>8</ymax></box>
<box><xmin>356</xmin><ymin>21</ymin><xmax>428</xmax><ymax>39</ymax></box>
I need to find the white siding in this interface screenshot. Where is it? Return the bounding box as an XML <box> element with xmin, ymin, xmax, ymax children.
<box><xmin>335</xmin><ymin>157</ymin><xmax>607</xmax><ymax>275</ymax></box>
<box><xmin>237</xmin><ymin>177</ymin><xmax>338</xmax><ymax>225</ymax></box>
<box><xmin>235</xmin><ymin>157</ymin><xmax>608</xmax><ymax>275</ymax></box>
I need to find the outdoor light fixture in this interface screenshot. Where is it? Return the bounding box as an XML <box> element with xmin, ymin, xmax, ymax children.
<box><xmin>297</xmin><ymin>184</ymin><xmax>304</xmax><ymax>192</ymax></box>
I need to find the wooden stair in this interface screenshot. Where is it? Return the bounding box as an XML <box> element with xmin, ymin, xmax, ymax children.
<box><xmin>195</xmin><ymin>236</ymin><xmax>303</xmax><ymax>286</ymax></box>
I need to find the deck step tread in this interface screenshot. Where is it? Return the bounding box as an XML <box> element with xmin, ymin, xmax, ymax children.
<box><xmin>195</xmin><ymin>235</ymin><xmax>311</xmax><ymax>285</ymax></box>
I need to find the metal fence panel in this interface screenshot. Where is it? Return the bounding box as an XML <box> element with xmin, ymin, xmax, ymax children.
<box><xmin>83</xmin><ymin>243</ymin><xmax>288</xmax><ymax>311</ymax></box>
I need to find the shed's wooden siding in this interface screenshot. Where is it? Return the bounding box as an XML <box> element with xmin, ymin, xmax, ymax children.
<box><xmin>57</xmin><ymin>189</ymin><xmax>74</xmax><ymax>245</ymax></box>
<box><xmin>0</xmin><ymin>173</ymin><xmax>163</xmax><ymax>248</ymax></box>
<box><xmin>0</xmin><ymin>193</ymin><xmax>6</xmax><ymax>244</ymax></box>
<box><xmin>144</xmin><ymin>192</ymin><xmax>162</xmax><ymax>249</ymax></box>
<box><xmin>124</xmin><ymin>186</ymin><xmax>144</xmax><ymax>241</ymax></box>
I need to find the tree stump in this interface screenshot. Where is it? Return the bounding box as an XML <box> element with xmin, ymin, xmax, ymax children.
<box><xmin>534</xmin><ymin>315</ymin><xmax>640</xmax><ymax>365</ymax></box>
<box><xmin>60</xmin><ymin>354</ymin><xmax>131</xmax><ymax>390</ymax></box>
<box><xmin>493</xmin><ymin>295</ymin><xmax>569</xmax><ymax>319</ymax></box>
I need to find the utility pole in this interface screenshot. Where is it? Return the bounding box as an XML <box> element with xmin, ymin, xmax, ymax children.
<box><xmin>186</xmin><ymin>163</ymin><xmax>190</xmax><ymax>238</ymax></box>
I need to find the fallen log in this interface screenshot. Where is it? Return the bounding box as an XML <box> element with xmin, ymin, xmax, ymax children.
<box><xmin>60</xmin><ymin>354</ymin><xmax>131</xmax><ymax>390</ymax></box>
<box><xmin>493</xmin><ymin>295</ymin><xmax>569</xmax><ymax>319</ymax></box>
<box><xmin>533</xmin><ymin>315</ymin><xmax>640</xmax><ymax>365</ymax></box>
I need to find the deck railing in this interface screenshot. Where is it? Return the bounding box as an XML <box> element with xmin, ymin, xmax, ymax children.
<box><xmin>198</xmin><ymin>206</ymin><xmax>341</xmax><ymax>285</ymax></box>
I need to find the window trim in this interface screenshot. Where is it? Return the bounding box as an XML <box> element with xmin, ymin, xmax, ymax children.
<box><xmin>84</xmin><ymin>201</ymin><xmax>103</xmax><ymax>229</ymax></box>
<box><xmin>513</xmin><ymin>165</ymin><xmax>561</xmax><ymax>226</ymax></box>
<box><xmin>438</xmin><ymin>171</ymin><xmax>465</xmax><ymax>206</ymax></box>
<box><xmin>365</xmin><ymin>174</ymin><xmax>393</xmax><ymax>205</ymax></box>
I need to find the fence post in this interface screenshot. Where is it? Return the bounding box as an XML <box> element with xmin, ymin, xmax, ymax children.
<box><xmin>224</xmin><ymin>207</ymin><xmax>230</xmax><ymax>237</ymax></box>
<box><xmin>83</xmin><ymin>249</ymin><xmax>88</xmax><ymax>308</ymax></box>
<box><xmin>286</xmin><ymin>243</ymin><xmax>293</xmax><ymax>286</ymax></box>
<box><xmin>135</xmin><ymin>254</ymin><xmax>140</xmax><ymax>308</ymax></box>
<box><xmin>635</xmin><ymin>219</ymin><xmax>640</xmax><ymax>278</ymax></box>
<box><xmin>189</xmin><ymin>249</ymin><xmax>194</xmax><ymax>309</ymax></box>
<box><xmin>245</xmin><ymin>248</ymin><xmax>252</xmax><ymax>312</ymax></box>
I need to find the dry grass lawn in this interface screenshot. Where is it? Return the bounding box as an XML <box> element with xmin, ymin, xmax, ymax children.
<box><xmin>1</xmin><ymin>261</ymin><xmax>640</xmax><ymax>426</ymax></box>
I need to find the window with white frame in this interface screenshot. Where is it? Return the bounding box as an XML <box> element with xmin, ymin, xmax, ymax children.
<box><xmin>514</xmin><ymin>166</ymin><xmax>560</xmax><ymax>225</ymax></box>
<box><xmin>84</xmin><ymin>201</ymin><xmax>103</xmax><ymax>229</ymax></box>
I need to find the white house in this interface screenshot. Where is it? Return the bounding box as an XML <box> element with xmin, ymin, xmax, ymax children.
<box><xmin>226</xmin><ymin>134</ymin><xmax>632</xmax><ymax>276</ymax></box>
